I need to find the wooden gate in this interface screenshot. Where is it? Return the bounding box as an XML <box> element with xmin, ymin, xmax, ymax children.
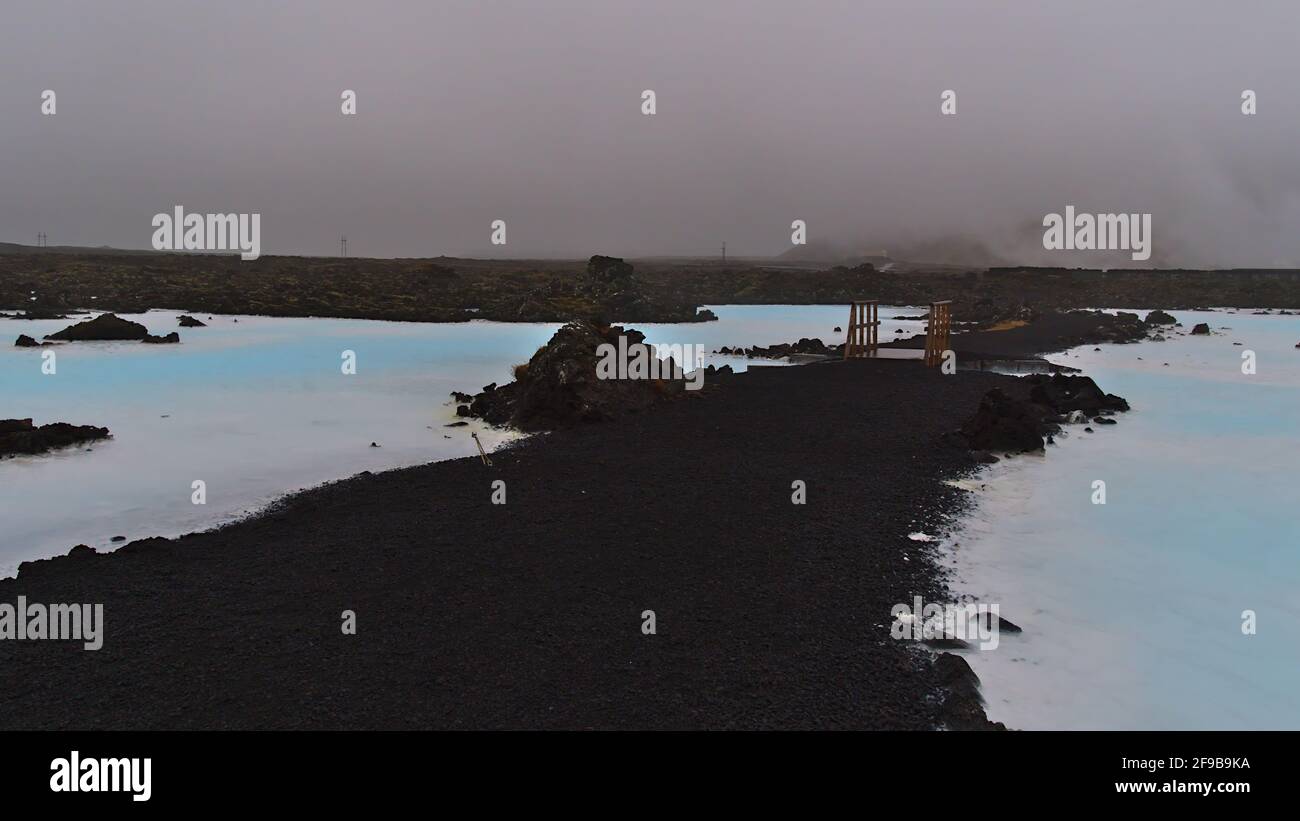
<box><xmin>923</xmin><ymin>300</ymin><xmax>952</xmax><ymax>366</ymax></box>
<box><xmin>843</xmin><ymin>300</ymin><xmax>879</xmax><ymax>359</ymax></box>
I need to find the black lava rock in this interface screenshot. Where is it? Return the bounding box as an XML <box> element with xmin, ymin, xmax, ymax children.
<box><xmin>1</xmin><ymin>419</ymin><xmax>111</xmax><ymax>457</ymax></box>
<box><xmin>45</xmin><ymin>313</ymin><xmax>148</xmax><ymax>341</ymax></box>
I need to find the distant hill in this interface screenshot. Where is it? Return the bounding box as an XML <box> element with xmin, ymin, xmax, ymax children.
<box><xmin>779</xmin><ymin>236</ymin><xmax>1012</xmax><ymax>269</ymax></box>
<box><xmin>0</xmin><ymin>242</ymin><xmax>162</xmax><ymax>256</ymax></box>
<box><xmin>778</xmin><ymin>240</ymin><xmax>891</xmax><ymax>266</ymax></box>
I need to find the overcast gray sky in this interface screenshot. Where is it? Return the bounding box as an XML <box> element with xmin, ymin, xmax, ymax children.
<box><xmin>2</xmin><ymin>1</ymin><xmax>1298</xmax><ymax>264</ymax></box>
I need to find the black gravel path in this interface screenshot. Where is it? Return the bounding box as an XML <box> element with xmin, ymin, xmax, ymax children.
<box><xmin>0</xmin><ymin>359</ymin><xmax>1016</xmax><ymax>729</ymax></box>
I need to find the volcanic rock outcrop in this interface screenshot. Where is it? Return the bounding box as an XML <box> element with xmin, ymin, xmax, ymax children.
<box><xmin>956</xmin><ymin>373</ymin><xmax>1128</xmax><ymax>453</ymax></box>
<box><xmin>45</xmin><ymin>313</ymin><xmax>148</xmax><ymax>341</ymax></box>
<box><xmin>717</xmin><ymin>337</ymin><xmax>842</xmax><ymax>359</ymax></box>
<box><xmin>455</xmin><ymin>321</ymin><xmax>695</xmax><ymax>430</ymax></box>
<box><xmin>1</xmin><ymin>418</ymin><xmax>111</xmax><ymax>457</ymax></box>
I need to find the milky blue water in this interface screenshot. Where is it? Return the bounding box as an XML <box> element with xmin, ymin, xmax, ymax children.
<box><xmin>0</xmin><ymin>304</ymin><xmax>925</xmax><ymax>576</ymax></box>
<box><xmin>948</xmin><ymin>309</ymin><xmax>1300</xmax><ymax>730</ymax></box>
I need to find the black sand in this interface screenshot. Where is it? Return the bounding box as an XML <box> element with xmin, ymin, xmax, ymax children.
<box><xmin>0</xmin><ymin>359</ymin><xmax>1016</xmax><ymax>730</ymax></box>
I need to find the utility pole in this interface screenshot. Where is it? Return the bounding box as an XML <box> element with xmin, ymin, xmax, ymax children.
<box><xmin>341</xmin><ymin>236</ymin><xmax>347</xmax><ymax>258</ymax></box>
<box><xmin>721</xmin><ymin>241</ymin><xmax>726</xmax><ymax>263</ymax></box>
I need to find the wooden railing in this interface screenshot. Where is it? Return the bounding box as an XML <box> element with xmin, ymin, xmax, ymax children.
<box><xmin>923</xmin><ymin>301</ymin><xmax>952</xmax><ymax>366</ymax></box>
<box><xmin>843</xmin><ymin>300</ymin><xmax>879</xmax><ymax>359</ymax></box>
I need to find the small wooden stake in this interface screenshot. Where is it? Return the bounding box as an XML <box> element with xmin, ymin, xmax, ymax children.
<box><xmin>471</xmin><ymin>432</ymin><xmax>493</xmax><ymax>466</ymax></box>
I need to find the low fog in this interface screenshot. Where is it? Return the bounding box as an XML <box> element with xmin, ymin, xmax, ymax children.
<box><xmin>2</xmin><ymin>0</ymin><xmax>1298</xmax><ymax>266</ymax></box>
